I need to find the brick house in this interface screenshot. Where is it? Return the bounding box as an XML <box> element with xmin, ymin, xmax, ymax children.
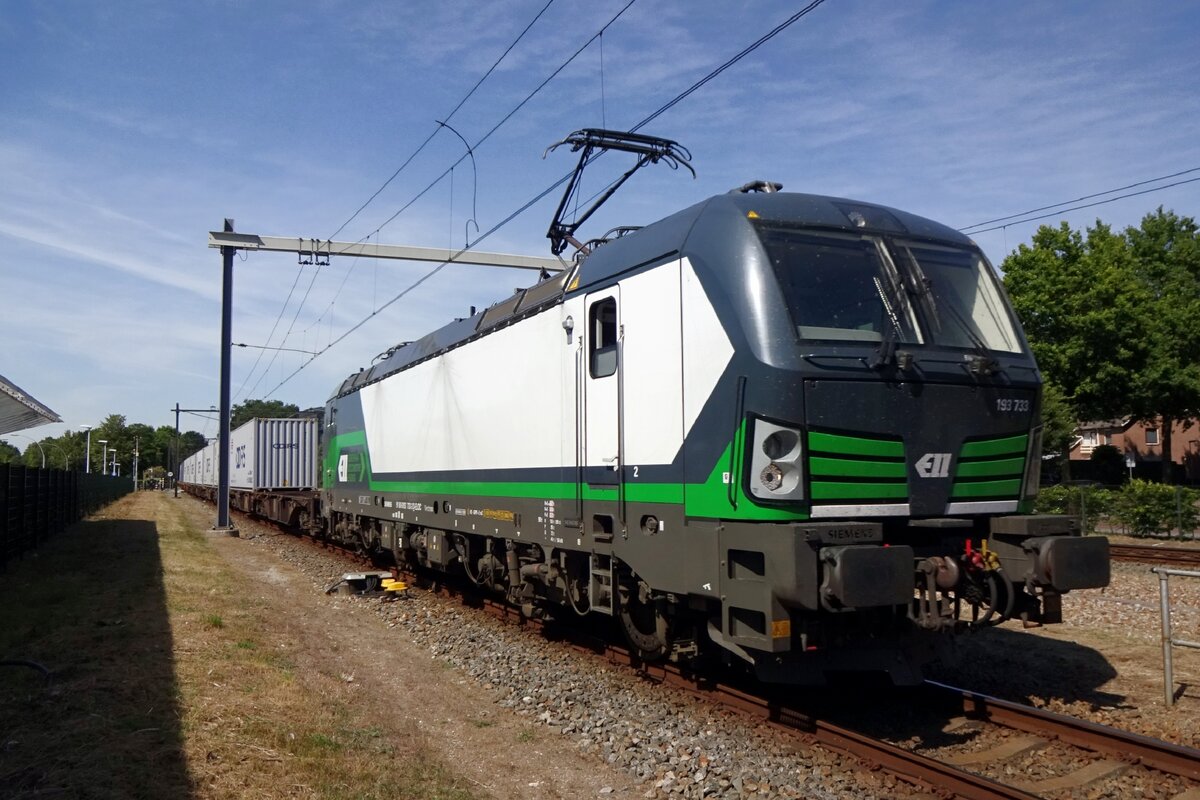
<box><xmin>1070</xmin><ymin>418</ymin><xmax>1200</xmax><ymax>481</ymax></box>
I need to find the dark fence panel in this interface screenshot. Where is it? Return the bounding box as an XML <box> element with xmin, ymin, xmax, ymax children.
<box><xmin>0</xmin><ymin>465</ymin><xmax>132</xmax><ymax>570</ymax></box>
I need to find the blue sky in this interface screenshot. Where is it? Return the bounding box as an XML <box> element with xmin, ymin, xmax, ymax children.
<box><xmin>2</xmin><ymin>0</ymin><xmax>1198</xmax><ymax>446</ymax></box>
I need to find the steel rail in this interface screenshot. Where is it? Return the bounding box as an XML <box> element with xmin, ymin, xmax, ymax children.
<box><xmin>1110</xmin><ymin>542</ymin><xmax>1200</xmax><ymax>567</ymax></box>
<box><xmin>194</xmin><ymin>497</ymin><xmax>1193</xmax><ymax>798</ymax></box>
<box><xmin>448</xmin><ymin>595</ymin><xmax>1043</xmax><ymax>800</ymax></box>
<box><xmin>926</xmin><ymin>681</ymin><xmax>1200</xmax><ymax>781</ymax></box>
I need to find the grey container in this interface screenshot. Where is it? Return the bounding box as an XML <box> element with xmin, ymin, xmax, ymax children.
<box><xmin>229</xmin><ymin>417</ymin><xmax>319</xmax><ymax>490</ymax></box>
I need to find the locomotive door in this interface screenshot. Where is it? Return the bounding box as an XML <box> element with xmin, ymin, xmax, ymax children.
<box><xmin>582</xmin><ymin>287</ymin><xmax>622</xmax><ymax>538</ymax></box>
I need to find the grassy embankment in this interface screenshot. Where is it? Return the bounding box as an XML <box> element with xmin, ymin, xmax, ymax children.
<box><xmin>0</xmin><ymin>491</ymin><xmax>476</xmax><ymax>800</ymax></box>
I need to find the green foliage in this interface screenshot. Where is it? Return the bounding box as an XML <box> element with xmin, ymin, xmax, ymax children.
<box><xmin>0</xmin><ymin>422</ymin><xmax>207</xmax><ymax>474</ymax></box>
<box><xmin>1002</xmin><ymin>221</ymin><xmax>1152</xmax><ymax>421</ymax></box>
<box><xmin>1038</xmin><ymin>480</ymin><xmax>1199</xmax><ymax>536</ymax></box>
<box><xmin>1110</xmin><ymin>480</ymin><xmax>1200</xmax><ymax>537</ymax></box>
<box><xmin>231</xmin><ymin>399</ymin><xmax>300</xmax><ymax>429</ymax></box>
<box><xmin>1039</xmin><ymin>382</ymin><xmax>1077</xmax><ymax>480</ymax></box>
<box><xmin>1039</xmin><ymin>383</ymin><xmax>1077</xmax><ymax>459</ymax></box>
<box><xmin>1031</xmin><ymin>484</ymin><xmax>1071</xmax><ymax>515</ymax></box>
<box><xmin>1032</xmin><ymin>484</ymin><xmax>1113</xmax><ymax>534</ymax></box>
<box><xmin>178</xmin><ymin>431</ymin><xmax>208</xmax><ymax>460</ymax></box>
<box><xmin>1003</xmin><ymin>209</ymin><xmax>1200</xmax><ymax>484</ymax></box>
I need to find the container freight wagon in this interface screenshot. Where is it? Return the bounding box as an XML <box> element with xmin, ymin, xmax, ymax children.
<box><xmin>230</xmin><ymin>418</ymin><xmax>318</xmax><ymax>490</ymax></box>
<box><xmin>178</xmin><ymin>418</ymin><xmax>321</xmax><ymax>529</ymax></box>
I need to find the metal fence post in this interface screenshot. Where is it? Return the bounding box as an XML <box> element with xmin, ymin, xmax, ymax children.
<box><xmin>1176</xmin><ymin>486</ymin><xmax>1183</xmax><ymax>540</ymax></box>
<box><xmin>1153</xmin><ymin>566</ymin><xmax>1200</xmax><ymax>707</ymax></box>
<box><xmin>1158</xmin><ymin>568</ymin><xmax>1175</xmax><ymax>706</ymax></box>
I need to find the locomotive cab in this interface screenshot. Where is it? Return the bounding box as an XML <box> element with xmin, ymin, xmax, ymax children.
<box><xmin>643</xmin><ymin>190</ymin><xmax>1111</xmax><ymax>682</ymax></box>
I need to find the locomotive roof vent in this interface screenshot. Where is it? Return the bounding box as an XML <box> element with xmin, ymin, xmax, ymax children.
<box><xmin>730</xmin><ymin>180</ymin><xmax>782</xmax><ymax>194</ymax></box>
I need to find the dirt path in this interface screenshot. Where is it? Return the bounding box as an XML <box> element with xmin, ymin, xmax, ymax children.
<box><xmin>177</xmin><ymin>493</ymin><xmax>636</xmax><ymax>799</ymax></box>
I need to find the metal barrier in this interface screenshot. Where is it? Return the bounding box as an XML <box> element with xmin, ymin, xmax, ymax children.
<box><xmin>1152</xmin><ymin>566</ymin><xmax>1200</xmax><ymax>706</ymax></box>
<box><xmin>0</xmin><ymin>464</ymin><xmax>131</xmax><ymax>570</ymax></box>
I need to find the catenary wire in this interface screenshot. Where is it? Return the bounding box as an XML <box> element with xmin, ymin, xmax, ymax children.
<box><xmin>243</xmin><ymin>259</ymin><xmax>326</xmax><ymax>400</ymax></box>
<box><xmin>631</xmin><ymin>0</ymin><xmax>828</xmax><ymax>132</ymax></box>
<box><xmin>326</xmin><ymin>0</ymin><xmax>556</xmax><ymax>243</ymax></box>
<box><xmin>270</xmin><ymin>0</ymin><xmax>639</xmax><ymax>368</ymax></box>
<box><xmin>962</xmin><ymin>176</ymin><xmax>1200</xmax><ymax>235</ymax></box>
<box><xmin>233</xmin><ymin>264</ymin><xmax>307</xmax><ymax>403</ymax></box>
<box><xmin>261</xmin><ymin>174</ymin><xmax>575</xmax><ymax>399</ymax></box>
<box><xmin>239</xmin><ymin>0</ymin><xmax>557</xmax><ymax>399</ymax></box>
<box><xmin>349</xmin><ymin>0</ymin><xmax>639</xmax><ymax>250</ymax></box>
<box><xmin>261</xmin><ymin>0</ymin><xmax>832</xmax><ymax>397</ymax></box>
<box><xmin>959</xmin><ymin>166</ymin><xmax>1200</xmax><ymax>232</ymax></box>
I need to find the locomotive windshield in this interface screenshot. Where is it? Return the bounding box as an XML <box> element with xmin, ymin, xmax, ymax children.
<box><xmin>757</xmin><ymin>225</ymin><xmax>1023</xmax><ymax>353</ymax></box>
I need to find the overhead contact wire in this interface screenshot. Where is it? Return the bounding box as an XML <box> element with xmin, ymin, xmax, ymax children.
<box><xmin>262</xmin><ymin>174</ymin><xmax>574</xmax><ymax>399</ymax></box>
<box><xmin>327</xmin><ymin>0</ymin><xmax>557</xmax><ymax>243</ymax></box>
<box><xmin>264</xmin><ymin>0</ymin><xmax>831</xmax><ymax>396</ymax></box>
<box><xmin>962</xmin><ymin>176</ymin><xmax>1200</xmax><ymax>235</ymax></box>
<box><xmin>233</xmin><ymin>263</ymin><xmax>307</xmax><ymax>403</ymax></box>
<box><xmin>959</xmin><ymin>166</ymin><xmax>1200</xmax><ymax>232</ymax></box>
<box><xmin>264</xmin><ymin>0</ymin><xmax>560</xmax><ymax>383</ymax></box>
<box><xmin>631</xmin><ymin>0</ymin><xmax>829</xmax><ymax>132</ymax></box>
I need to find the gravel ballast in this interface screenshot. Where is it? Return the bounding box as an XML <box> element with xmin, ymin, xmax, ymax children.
<box><xmin>194</xmin><ymin>497</ymin><xmax>1200</xmax><ymax>797</ymax></box>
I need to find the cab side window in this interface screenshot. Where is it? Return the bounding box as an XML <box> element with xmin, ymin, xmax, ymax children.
<box><xmin>590</xmin><ymin>298</ymin><xmax>618</xmax><ymax>378</ymax></box>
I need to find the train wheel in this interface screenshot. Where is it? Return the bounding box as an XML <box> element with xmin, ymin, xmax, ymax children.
<box><xmin>618</xmin><ymin>578</ymin><xmax>670</xmax><ymax>661</ymax></box>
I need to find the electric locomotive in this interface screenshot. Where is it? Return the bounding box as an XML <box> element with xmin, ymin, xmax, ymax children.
<box><xmin>317</xmin><ymin>132</ymin><xmax>1109</xmax><ymax>684</ymax></box>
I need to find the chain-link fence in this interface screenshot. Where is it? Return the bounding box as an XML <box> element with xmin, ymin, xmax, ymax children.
<box><xmin>0</xmin><ymin>464</ymin><xmax>132</xmax><ymax>570</ymax></box>
<box><xmin>1035</xmin><ymin>480</ymin><xmax>1200</xmax><ymax>538</ymax></box>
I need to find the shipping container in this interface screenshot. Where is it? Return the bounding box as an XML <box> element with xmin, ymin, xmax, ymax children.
<box><xmin>229</xmin><ymin>417</ymin><xmax>318</xmax><ymax>490</ymax></box>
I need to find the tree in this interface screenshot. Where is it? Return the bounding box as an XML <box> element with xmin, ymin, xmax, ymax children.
<box><xmin>1089</xmin><ymin>444</ymin><xmax>1127</xmax><ymax>485</ymax></box>
<box><xmin>231</xmin><ymin>399</ymin><xmax>300</xmax><ymax>429</ymax></box>
<box><xmin>1039</xmin><ymin>382</ymin><xmax>1078</xmax><ymax>482</ymax></box>
<box><xmin>1123</xmin><ymin>208</ymin><xmax>1200</xmax><ymax>481</ymax></box>
<box><xmin>0</xmin><ymin>440</ymin><xmax>20</xmax><ymax>464</ymax></box>
<box><xmin>178</xmin><ymin>431</ymin><xmax>208</xmax><ymax>460</ymax></box>
<box><xmin>1003</xmin><ymin>221</ymin><xmax>1153</xmax><ymax>421</ymax></box>
<box><xmin>1003</xmin><ymin>210</ymin><xmax>1200</xmax><ymax>483</ymax></box>
<box><xmin>126</xmin><ymin>422</ymin><xmax>157</xmax><ymax>472</ymax></box>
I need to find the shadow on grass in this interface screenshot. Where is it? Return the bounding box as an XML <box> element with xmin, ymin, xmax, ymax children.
<box><xmin>0</xmin><ymin>515</ymin><xmax>191</xmax><ymax>799</ymax></box>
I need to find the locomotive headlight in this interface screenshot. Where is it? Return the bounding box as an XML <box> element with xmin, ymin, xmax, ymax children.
<box><xmin>749</xmin><ymin>419</ymin><xmax>805</xmax><ymax>501</ymax></box>
<box><xmin>760</xmin><ymin>463</ymin><xmax>784</xmax><ymax>491</ymax></box>
<box><xmin>762</xmin><ymin>429</ymin><xmax>800</xmax><ymax>461</ymax></box>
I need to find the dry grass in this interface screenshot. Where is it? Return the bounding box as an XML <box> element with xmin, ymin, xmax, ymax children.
<box><xmin>0</xmin><ymin>492</ymin><xmax>479</xmax><ymax>800</ymax></box>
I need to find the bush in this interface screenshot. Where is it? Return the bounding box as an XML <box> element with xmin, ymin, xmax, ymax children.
<box><xmin>1033</xmin><ymin>485</ymin><xmax>1071</xmax><ymax>515</ymax></box>
<box><xmin>1032</xmin><ymin>484</ymin><xmax>1113</xmax><ymax>534</ymax></box>
<box><xmin>1109</xmin><ymin>480</ymin><xmax>1200</xmax><ymax>537</ymax></box>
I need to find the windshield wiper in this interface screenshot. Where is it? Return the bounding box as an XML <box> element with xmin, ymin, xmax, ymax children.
<box><xmin>870</xmin><ymin>276</ymin><xmax>901</xmax><ymax>369</ymax></box>
<box><xmin>870</xmin><ymin>244</ymin><xmax>918</xmax><ymax>371</ymax></box>
<box><xmin>898</xmin><ymin>247</ymin><xmax>998</xmax><ymax>377</ymax></box>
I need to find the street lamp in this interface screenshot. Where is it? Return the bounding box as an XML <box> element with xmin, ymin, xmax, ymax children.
<box><xmin>8</xmin><ymin>433</ymin><xmax>45</xmax><ymax>468</ymax></box>
<box><xmin>110</xmin><ymin>451</ymin><xmax>118</xmax><ymax>477</ymax></box>
<box><xmin>99</xmin><ymin>440</ymin><xmax>108</xmax><ymax>476</ymax></box>
<box><xmin>45</xmin><ymin>442</ymin><xmax>69</xmax><ymax>469</ymax></box>
<box><xmin>81</xmin><ymin>425</ymin><xmax>92</xmax><ymax>473</ymax></box>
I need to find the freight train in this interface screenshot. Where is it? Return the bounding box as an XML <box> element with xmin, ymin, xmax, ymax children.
<box><xmin>182</xmin><ymin>177</ymin><xmax>1110</xmax><ymax>685</ymax></box>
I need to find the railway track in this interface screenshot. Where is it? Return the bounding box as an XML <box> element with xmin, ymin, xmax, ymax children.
<box><xmin>222</xmin><ymin>502</ymin><xmax>1200</xmax><ymax>799</ymax></box>
<box><xmin>389</xmin><ymin>564</ymin><xmax>1200</xmax><ymax>800</ymax></box>
<box><xmin>1110</xmin><ymin>542</ymin><xmax>1200</xmax><ymax>567</ymax></box>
